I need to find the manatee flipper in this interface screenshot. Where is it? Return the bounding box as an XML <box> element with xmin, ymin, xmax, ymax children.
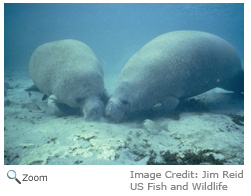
<box><xmin>47</xmin><ymin>95</ymin><xmax>66</xmax><ymax>116</ymax></box>
<box><xmin>163</xmin><ymin>95</ymin><xmax>180</xmax><ymax>112</ymax></box>
<box><xmin>25</xmin><ymin>84</ymin><xmax>40</xmax><ymax>92</ymax></box>
<box><xmin>42</xmin><ymin>94</ymin><xmax>48</xmax><ymax>101</ymax></box>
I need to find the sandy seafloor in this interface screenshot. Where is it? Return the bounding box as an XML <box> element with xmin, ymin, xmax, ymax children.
<box><xmin>4</xmin><ymin>70</ymin><xmax>244</xmax><ymax>165</ymax></box>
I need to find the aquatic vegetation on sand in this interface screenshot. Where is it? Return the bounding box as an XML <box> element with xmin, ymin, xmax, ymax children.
<box><xmin>147</xmin><ymin>149</ymin><xmax>226</xmax><ymax>165</ymax></box>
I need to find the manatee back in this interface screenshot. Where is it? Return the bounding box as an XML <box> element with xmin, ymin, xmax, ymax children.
<box><xmin>29</xmin><ymin>39</ymin><xmax>104</xmax><ymax>104</ymax></box>
<box><xmin>118</xmin><ymin>31</ymin><xmax>242</xmax><ymax>102</ymax></box>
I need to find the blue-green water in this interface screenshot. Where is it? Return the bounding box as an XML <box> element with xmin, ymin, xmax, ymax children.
<box><xmin>4</xmin><ymin>3</ymin><xmax>244</xmax><ymax>74</ymax></box>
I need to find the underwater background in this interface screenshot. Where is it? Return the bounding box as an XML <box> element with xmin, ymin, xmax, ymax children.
<box><xmin>5</xmin><ymin>3</ymin><xmax>244</xmax><ymax>79</ymax></box>
<box><xmin>4</xmin><ymin>3</ymin><xmax>244</xmax><ymax>165</ymax></box>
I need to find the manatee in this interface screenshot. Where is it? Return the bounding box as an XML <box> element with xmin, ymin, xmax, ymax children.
<box><xmin>29</xmin><ymin>39</ymin><xmax>107</xmax><ymax>120</ymax></box>
<box><xmin>105</xmin><ymin>31</ymin><xmax>244</xmax><ymax>122</ymax></box>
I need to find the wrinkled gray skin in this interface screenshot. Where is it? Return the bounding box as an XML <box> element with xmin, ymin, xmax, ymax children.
<box><xmin>29</xmin><ymin>39</ymin><xmax>106</xmax><ymax>121</ymax></box>
<box><xmin>106</xmin><ymin>31</ymin><xmax>244</xmax><ymax>122</ymax></box>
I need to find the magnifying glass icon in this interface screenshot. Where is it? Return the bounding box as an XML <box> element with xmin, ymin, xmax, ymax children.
<box><xmin>7</xmin><ymin>170</ymin><xmax>21</xmax><ymax>184</ymax></box>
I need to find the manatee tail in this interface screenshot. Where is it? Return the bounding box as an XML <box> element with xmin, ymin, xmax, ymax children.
<box><xmin>221</xmin><ymin>70</ymin><xmax>244</xmax><ymax>93</ymax></box>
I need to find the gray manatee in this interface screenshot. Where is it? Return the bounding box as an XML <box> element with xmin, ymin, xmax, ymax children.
<box><xmin>106</xmin><ymin>31</ymin><xmax>244</xmax><ymax>122</ymax></box>
<box><xmin>29</xmin><ymin>39</ymin><xmax>107</xmax><ymax>120</ymax></box>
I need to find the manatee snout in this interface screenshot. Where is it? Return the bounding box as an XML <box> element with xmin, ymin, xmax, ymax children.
<box><xmin>82</xmin><ymin>97</ymin><xmax>104</xmax><ymax>121</ymax></box>
<box><xmin>105</xmin><ymin>99</ymin><xmax>126</xmax><ymax>122</ymax></box>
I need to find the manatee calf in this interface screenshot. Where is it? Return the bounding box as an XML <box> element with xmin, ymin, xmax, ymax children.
<box><xmin>106</xmin><ymin>31</ymin><xmax>244</xmax><ymax>122</ymax></box>
<box><xmin>29</xmin><ymin>39</ymin><xmax>107</xmax><ymax>120</ymax></box>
